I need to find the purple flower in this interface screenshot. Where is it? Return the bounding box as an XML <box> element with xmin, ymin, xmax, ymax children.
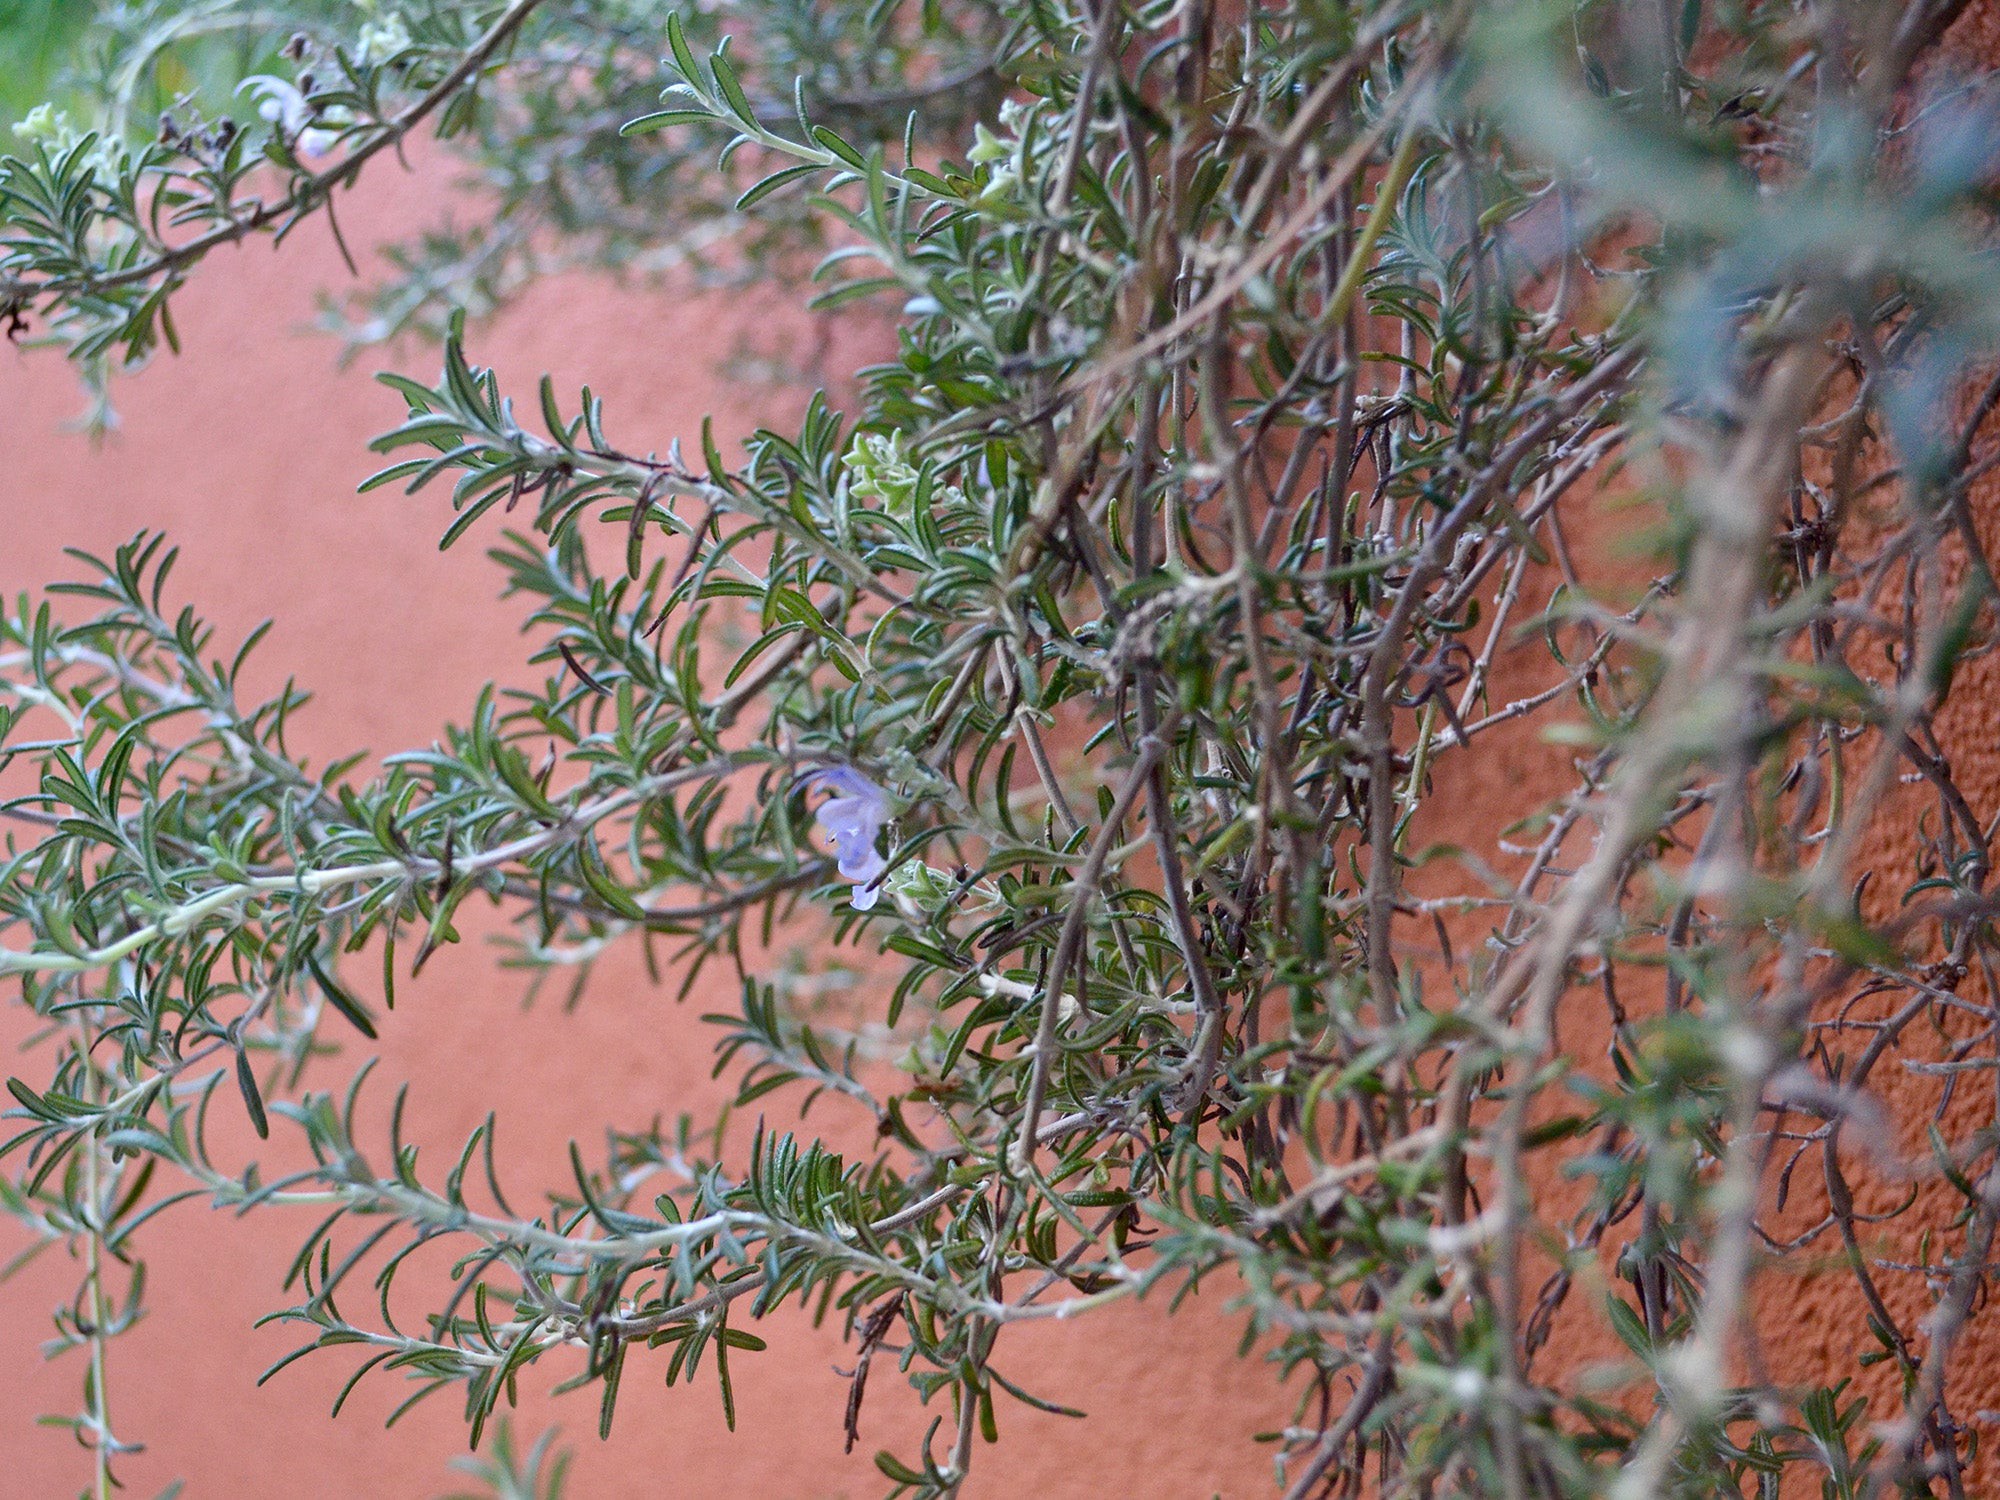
<box><xmin>802</xmin><ymin>767</ymin><xmax>891</xmax><ymax>910</ymax></box>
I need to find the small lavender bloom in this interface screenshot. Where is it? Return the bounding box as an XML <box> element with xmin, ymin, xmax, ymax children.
<box><xmin>803</xmin><ymin>766</ymin><xmax>890</xmax><ymax>910</ymax></box>
<box><xmin>238</xmin><ymin>77</ymin><xmax>337</xmax><ymax>157</ymax></box>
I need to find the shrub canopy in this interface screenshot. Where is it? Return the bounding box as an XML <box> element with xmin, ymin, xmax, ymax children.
<box><xmin>4</xmin><ymin>1</ymin><xmax>2000</xmax><ymax>1496</ymax></box>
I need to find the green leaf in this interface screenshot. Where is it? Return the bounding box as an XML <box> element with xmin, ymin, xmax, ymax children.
<box><xmin>665</xmin><ymin>12</ymin><xmax>700</xmax><ymax>83</ymax></box>
<box><xmin>307</xmin><ymin>952</ymin><xmax>379</xmax><ymax>1041</ymax></box>
<box><xmin>621</xmin><ymin>108</ymin><xmax>718</xmax><ymax>136</ymax></box>
<box><xmin>736</xmin><ymin>163</ymin><xmax>825</xmax><ymax>211</ymax></box>
<box><xmin>708</xmin><ymin>52</ymin><xmax>756</xmax><ymax>126</ymax></box>
<box><xmin>234</xmin><ymin>1049</ymin><xmax>269</xmax><ymax>1139</ymax></box>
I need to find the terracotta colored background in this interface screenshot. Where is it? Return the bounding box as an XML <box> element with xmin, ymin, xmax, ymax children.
<box><xmin>0</xmin><ymin>161</ymin><xmax>1277</xmax><ymax>1496</ymax></box>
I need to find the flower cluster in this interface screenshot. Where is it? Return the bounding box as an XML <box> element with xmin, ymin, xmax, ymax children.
<box><xmin>237</xmin><ymin>76</ymin><xmax>341</xmax><ymax>158</ymax></box>
<box><xmin>842</xmin><ymin>431</ymin><xmax>965</xmax><ymax>517</ymax></box>
<box><xmin>10</xmin><ymin>104</ymin><xmax>128</xmax><ymax>190</ymax></box>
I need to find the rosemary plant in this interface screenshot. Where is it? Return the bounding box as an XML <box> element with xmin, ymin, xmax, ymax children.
<box><xmin>5</xmin><ymin>0</ymin><xmax>2000</xmax><ymax>1495</ymax></box>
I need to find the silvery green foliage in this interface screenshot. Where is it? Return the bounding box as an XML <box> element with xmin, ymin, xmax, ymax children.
<box><xmin>4</xmin><ymin>2</ymin><xmax>2000</xmax><ymax>1498</ymax></box>
<box><xmin>0</xmin><ymin>0</ymin><xmax>1005</xmax><ymax>376</ymax></box>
